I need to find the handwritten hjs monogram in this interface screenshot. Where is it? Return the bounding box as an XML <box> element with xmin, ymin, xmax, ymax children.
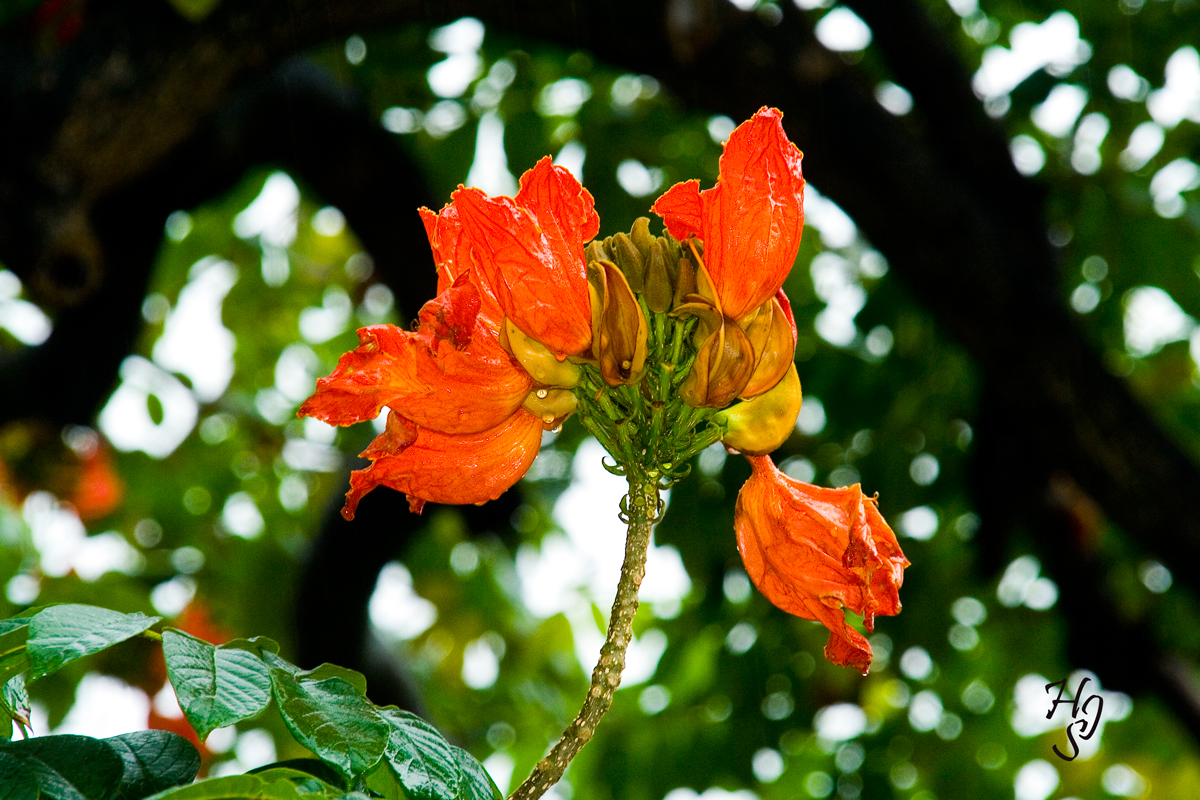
<box><xmin>1045</xmin><ymin>676</ymin><xmax>1104</xmax><ymax>761</ymax></box>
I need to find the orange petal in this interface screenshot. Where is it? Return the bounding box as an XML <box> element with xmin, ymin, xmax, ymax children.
<box><xmin>516</xmin><ymin>156</ymin><xmax>600</xmax><ymax>249</ymax></box>
<box><xmin>298</xmin><ymin>314</ymin><xmax>531</xmax><ymax>435</ymax></box>
<box><xmin>650</xmin><ymin>179</ymin><xmax>703</xmax><ymax>243</ymax></box>
<box><xmin>342</xmin><ymin>409</ymin><xmax>543</xmax><ymax>519</ymax></box>
<box><xmin>452</xmin><ymin>163</ymin><xmax>594</xmax><ymax>357</ymax></box>
<box><xmin>420</xmin><ymin>204</ymin><xmax>504</xmax><ymax>327</ymax></box>
<box><xmin>734</xmin><ymin>455</ymin><xmax>908</xmax><ymax>674</ymax></box>
<box><xmin>654</xmin><ymin>108</ymin><xmax>804</xmax><ymax>320</ymax></box>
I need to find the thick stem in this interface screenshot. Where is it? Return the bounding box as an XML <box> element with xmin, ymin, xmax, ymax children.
<box><xmin>508</xmin><ymin>477</ymin><xmax>656</xmax><ymax>800</ymax></box>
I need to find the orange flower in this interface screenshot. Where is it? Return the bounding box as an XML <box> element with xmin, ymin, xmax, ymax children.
<box><xmin>301</xmin><ymin>159</ymin><xmax>598</xmax><ymax>517</ymax></box>
<box><xmin>652</xmin><ymin>107</ymin><xmax>804</xmax><ymax>322</ymax></box>
<box><xmin>735</xmin><ymin>455</ymin><xmax>909</xmax><ymax>674</ymax></box>
<box><xmin>451</xmin><ymin>157</ymin><xmax>597</xmax><ymax>358</ymax></box>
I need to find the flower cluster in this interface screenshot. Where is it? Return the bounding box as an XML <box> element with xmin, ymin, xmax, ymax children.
<box><xmin>300</xmin><ymin>108</ymin><xmax>907</xmax><ymax>673</ymax></box>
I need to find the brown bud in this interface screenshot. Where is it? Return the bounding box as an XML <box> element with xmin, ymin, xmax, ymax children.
<box><xmin>645</xmin><ymin>238</ymin><xmax>673</xmax><ymax>314</ymax></box>
<box><xmin>630</xmin><ymin>217</ymin><xmax>654</xmax><ymax>260</ymax></box>
<box><xmin>717</xmin><ymin>362</ymin><xmax>802</xmax><ymax>455</ymax></box>
<box><xmin>673</xmin><ymin>257</ymin><xmax>697</xmax><ymax>309</ymax></box>
<box><xmin>739</xmin><ymin>296</ymin><xmax>797</xmax><ymax>398</ymax></box>
<box><xmin>610</xmin><ymin>233</ymin><xmax>646</xmax><ymax>292</ymax></box>
<box><xmin>585</xmin><ymin>240</ymin><xmax>614</xmax><ymax>265</ymax></box>
<box><xmin>680</xmin><ymin>318</ymin><xmax>755</xmax><ymax>408</ymax></box>
<box><xmin>591</xmin><ymin>261</ymin><xmax>648</xmax><ymax>385</ymax></box>
<box><xmin>501</xmin><ymin>317</ymin><xmax>582</xmax><ymax>388</ymax></box>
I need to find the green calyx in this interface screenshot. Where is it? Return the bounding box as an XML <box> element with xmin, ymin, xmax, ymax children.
<box><xmin>572</xmin><ymin>277</ymin><xmax>722</xmax><ymax>515</ymax></box>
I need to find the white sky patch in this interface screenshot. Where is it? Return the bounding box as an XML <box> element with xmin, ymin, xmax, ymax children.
<box><xmin>517</xmin><ymin>438</ymin><xmax>690</xmax><ymax>678</ymax></box>
<box><xmin>554</xmin><ymin>141</ymin><xmax>587</xmax><ymax>182</ymax></box>
<box><xmin>810</xmin><ymin>252</ymin><xmax>866</xmax><ymax>347</ymax></box>
<box><xmin>369</xmin><ymin>562</ymin><xmax>437</xmax><ymax>641</ymax></box>
<box><xmin>0</xmin><ymin>271</ymin><xmax>52</xmax><ymax>345</ymax></box>
<box><xmin>1108</xmin><ymin>64</ymin><xmax>1150</xmax><ymax>102</ymax></box>
<box><xmin>1031</xmin><ymin>84</ymin><xmax>1088</xmax><ymax>137</ymax></box>
<box><xmin>803</xmin><ymin>185</ymin><xmax>858</xmax><ymax>248</ymax></box>
<box><xmin>1149</xmin><ymin>158</ymin><xmax>1200</xmax><ymax>218</ymax></box>
<box><xmin>1147</xmin><ymin>46</ymin><xmax>1200</xmax><ymax>129</ymax></box>
<box><xmin>462</xmin><ymin>636</ymin><xmax>502</xmax><ymax>690</ymax></box>
<box><xmin>42</xmin><ymin>673</ymin><xmax>150</xmax><ymax>738</ymax></box>
<box><xmin>875</xmin><ymin>81</ymin><xmax>913</xmax><ymax>116</ymax></box>
<box><xmin>1071</xmin><ymin>112</ymin><xmax>1109</xmax><ymax>175</ymax></box>
<box><xmin>1124</xmin><ymin>285</ymin><xmax>1195</xmax><ymax>356</ymax></box>
<box><xmin>22</xmin><ymin>492</ymin><xmax>141</xmax><ymax>580</ymax></box>
<box><xmin>814</xmin><ymin>7</ymin><xmax>872</xmax><ymax>52</ymax></box>
<box><xmin>99</xmin><ymin>356</ymin><xmax>199</xmax><ymax>459</ymax></box>
<box><xmin>483</xmin><ymin>752</ymin><xmax>515</xmax><ymax>796</ymax></box>
<box><xmin>220</xmin><ymin>492</ymin><xmax>265</xmax><ymax>539</ymax></box>
<box><xmin>537</xmin><ymin>78</ymin><xmax>593</xmax><ymax>117</ymax></box>
<box><xmin>813</xmin><ymin>703</ymin><xmax>867</xmax><ymax>742</ymax></box>
<box><xmin>299</xmin><ymin>286</ymin><xmax>353</xmax><ymax>344</ymax></box>
<box><xmin>663</xmin><ymin>789</ymin><xmax>759</xmax><ymax>800</ymax></box>
<box><xmin>233</xmin><ymin>172</ymin><xmax>299</xmax><ymax>248</ymax></box>
<box><xmin>152</xmin><ymin>257</ymin><xmax>238</xmax><ymax>402</ymax></box>
<box><xmin>616</xmin><ymin>159</ymin><xmax>663</xmax><ymax>197</ymax></box>
<box><xmin>1014</xmin><ymin>759</ymin><xmax>1059</xmax><ymax>800</ymax></box>
<box><xmin>1010</xmin><ymin>134</ymin><xmax>1046</xmax><ymax>176</ymax></box>
<box><xmin>1010</xmin><ymin>671</ymin><xmax>1131</xmax><ymax>760</ymax></box>
<box><xmin>274</xmin><ymin>342</ymin><xmax>321</xmax><ymax>403</ymax></box>
<box><xmin>1119</xmin><ymin>121</ymin><xmax>1165</xmax><ymax>171</ymax></box>
<box><xmin>426</xmin><ymin>18</ymin><xmax>484</xmax><ymax>99</ymax></box>
<box><xmin>466</xmin><ymin>112</ymin><xmax>518</xmax><ymax>197</ymax></box>
<box><xmin>973</xmin><ymin>12</ymin><xmax>1092</xmax><ymax>101</ymax></box>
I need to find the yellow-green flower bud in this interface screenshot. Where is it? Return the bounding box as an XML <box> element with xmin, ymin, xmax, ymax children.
<box><xmin>502</xmin><ymin>317</ymin><xmax>582</xmax><ymax>388</ymax></box>
<box><xmin>717</xmin><ymin>362</ymin><xmax>801</xmax><ymax>455</ymax></box>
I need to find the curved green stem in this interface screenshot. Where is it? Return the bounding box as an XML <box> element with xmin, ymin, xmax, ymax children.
<box><xmin>508</xmin><ymin>475</ymin><xmax>656</xmax><ymax>800</ymax></box>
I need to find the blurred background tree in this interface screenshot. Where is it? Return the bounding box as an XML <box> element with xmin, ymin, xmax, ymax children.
<box><xmin>2</xmin><ymin>0</ymin><xmax>1200</xmax><ymax>797</ymax></box>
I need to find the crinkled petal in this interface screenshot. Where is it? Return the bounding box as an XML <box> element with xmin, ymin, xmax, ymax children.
<box><xmin>734</xmin><ymin>455</ymin><xmax>907</xmax><ymax>674</ymax></box>
<box><xmin>420</xmin><ymin>204</ymin><xmax>503</xmax><ymax>326</ymax></box>
<box><xmin>516</xmin><ymin>156</ymin><xmax>600</xmax><ymax>248</ymax></box>
<box><xmin>655</xmin><ymin>108</ymin><xmax>804</xmax><ymax>321</ymax></box>
<box><xmin>342</xmin><ymin>409</ymin><xmax>542</xmax><ymax>519</ymax></box>
<box><xmin>650</xmin><ymin>179</ymin><xmax>703</xmax><ymax>243</ymax></box>
<box><xmin>453</xmin><ymin>168</ymin><xmax>593</xmax><ymax>357</ymax></box>
<box><xmin>298</xmin><ymin>316</ymin><xmax>531</xmax><ymax>436</ymax></box>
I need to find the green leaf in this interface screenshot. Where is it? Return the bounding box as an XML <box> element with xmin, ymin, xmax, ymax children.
<box><xmin>248</xmin><ymin>759</ymin><xmax>348</xmax><ymax>790</ymax></box>
<box><xmin>379</xmin><ymin>708</ymin><xmax>462</xmax><ymax>800</ymax></box>
<box><xmin>2</xmin><ymin>673</ymin><xmax>31</xmax><ymax>739</ymax></box>
<box><xmin>0</xmin><ymin>648</ymin><xmax>32</xmax><ymax>693</ymax></box>
<box><xmin>364</xmin><ymin>764</ymin><xmax>406</xmax><ymax>800</ymax></box>
<box><xmin>0</xmin><ymin>734</ymin><xmax>126</xmax><ymax>800</ymax></box>
<box><xmin>26</xmin><ymin>606</ymin><xmax>161</xmax><ymax>680</ymax></box>
<box><xmin>162</xmin><ymin>629</ymin><xmax>272</xmax><ymax>740</ymax></box>
<box><xmin>264</xmin><ymin>652</ymin><xmax>389</xmax><ymax>780</ymax></box>
<box><xmin>451</xmin><ymin>748</ymin><xmax>499</xmax><ymax>800</ymax></box>
<box><xmin>0</xmin><ymin>751</ymin><xmax>38</xmax><ymax>800</ymax></box>
<box><xmin>105</xmin><ymin>730</ymin><xmax>201</xmax><ymax>800</ymax></box>
<box><xmin>298</xmin><ymin>664</ymin><xmax>368</xmax><ymax>696</ymax></box>
<box><xmin>142</xmin><ymin>775</ymin><xmax>305</xmax><ymax>800</ymax></box>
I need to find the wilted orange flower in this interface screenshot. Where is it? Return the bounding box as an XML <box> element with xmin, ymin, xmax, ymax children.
<box><xmin>299</xmin><ymin>158</ymin><xmax>596</xmax><ymax>517</ymax></box>
<box><xmin>735</xmin><ymin>456</ymin><xmax>909</xmax><ymax>674</ymax></box>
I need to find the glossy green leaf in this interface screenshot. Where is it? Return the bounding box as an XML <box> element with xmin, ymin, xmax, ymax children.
<box><xmin>162</xmin><ymin>629</ymin><xmax>272</xmax><ymax>739</ymax></box>
<box><xmin>0</xmin><ymin>751</ymin><xmax>38</xmax><ymax>800</ymax></box>
<box><xmin>379</xmin><ymin>708</ymin><xmax>462</xmax><ymax>800</ymax></box>
<box><xmin>2</xmin><ymin>673</ymin><xmax>31</xmax><ymax>739</ymax></box>
<box><xmin>298</xmin><ymin>663</ymin><xmax>369</xmax><ymax>696</ymax></box>
<box><xmin>105</xmin><ymin>730</ymin><xmax>201</xmax><ymax>800</ymax></box>
<box><xmin>264</xmin><ymin>652</ymin><xmax>388</xmax><ymax>780</ymax></box>
<box><xmin>451</xmin><ymin>748</ymin><xmax>499</xmax><ymax>800</ymax></box>
<box><xmin>26</xmin><ymin>606</ymin><xmax>160</xmax><ymax>680</ymax></box>
<box><xmin>249</xmin><ymin>760</ymin><xmax>348</xmax><ymax>794</ymax></box>
<box><xmin>0</xmin><ymin>734</ymin><xmax>125</xmax><ymax>800</ymax></box>
<box><xmin>142</xmin><ymin>775</ymin><xmax>305</xmax><ymax>800</ymax></box>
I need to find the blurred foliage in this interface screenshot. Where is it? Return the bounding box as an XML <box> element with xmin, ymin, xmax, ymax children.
<box><xmin>4</xmin><ymin>0</ymin><xmax>1200</xmax><ymax>798</ymax></box>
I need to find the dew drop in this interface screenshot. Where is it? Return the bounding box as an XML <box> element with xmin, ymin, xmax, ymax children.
<box><xmin>542</xmin><ymin>414</ymin><xmax>555</xmax><ymax>425</ymax></box>
<box><xmin>536</xmin><ymin>388</ymin><xmax>549</xmax><ymax>399</ymax></box>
